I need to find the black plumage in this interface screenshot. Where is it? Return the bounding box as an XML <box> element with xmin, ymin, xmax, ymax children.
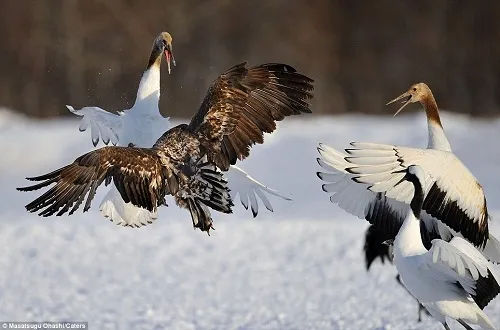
<box><xmin>423</xmin><ymin>182</ymin><xmax>489</xmax><ymax>249</ymax></box>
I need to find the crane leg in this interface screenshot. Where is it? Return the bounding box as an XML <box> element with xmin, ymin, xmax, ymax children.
<box><xmin>457</xmin><ymin>319</ymin><xmax>474</xmax><ymax>330</ymax></box>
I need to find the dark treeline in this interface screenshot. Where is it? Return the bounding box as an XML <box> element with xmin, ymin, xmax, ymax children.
<box><xmin>2</xmin><ymin>0</ymin><xmax>500</xmax><ymax>118</ymax></box>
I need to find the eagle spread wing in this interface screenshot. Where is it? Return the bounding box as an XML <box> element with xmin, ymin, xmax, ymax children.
<box><xmin>189</xmin><ymin>62</ymin><xmax>314</xmax><ymax>171</ymax></box>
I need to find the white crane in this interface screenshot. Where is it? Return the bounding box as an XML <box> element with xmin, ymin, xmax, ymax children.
<box><xmin>392</xmin><ymin>165</ymin><xmax>499</xmax><ymax>330</ymax></box>
<box><xmin>66</xmin><ymin>32</ymin><xmax>293</xmax><ymax>227</ymax></box>
<box><xmin>317</xmin><ymin>83</ymin><xmax>500</xmax><ymax>321</ymax></box>
<box><xmin>317</xmin><ymin>83</ymin><xmax>500</xmax><ymax>261</ymax></box>
<box><xmin>363</xmin><ymin>224</ymin><xmax>431</xmax><ymax>322</ymax></box>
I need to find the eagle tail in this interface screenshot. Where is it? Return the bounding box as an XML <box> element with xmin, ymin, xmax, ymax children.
<box><xmin>186</xmin><ymin>198</ymin><xmax>215</xmax><ymax>234</ymax></box>
<box><xmin>177</xmin><ymin>162</ymin><xmax>233</xmax><ymax>234</ymax></box>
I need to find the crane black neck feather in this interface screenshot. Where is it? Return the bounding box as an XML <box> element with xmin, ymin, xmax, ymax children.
<box><xmin>147</xmin><ymin>42</ymin><xmax>162</xmax><ymax>70</ymax></box>
<box><xmin>407</xmin><ymin>171</ymin><xmax>424</xmax><ymax>219</ymax></box>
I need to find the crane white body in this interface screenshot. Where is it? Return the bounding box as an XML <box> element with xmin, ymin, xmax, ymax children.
<box><xmin>393</xmin><ymin>166</ymin><xmax>498</xmax><ymax>329</ymax></box>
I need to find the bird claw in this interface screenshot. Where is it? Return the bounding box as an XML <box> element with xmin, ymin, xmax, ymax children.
<box><xmin>206</xmin><ymin>223</ymin><xmax>215</xmax><ymax>236</ymax></box>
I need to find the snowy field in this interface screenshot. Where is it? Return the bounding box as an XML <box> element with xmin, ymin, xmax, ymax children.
<box><xmin>1</xmin><ymin>108</ymin><xmax>500</xmax><ymax>330</ymax></box>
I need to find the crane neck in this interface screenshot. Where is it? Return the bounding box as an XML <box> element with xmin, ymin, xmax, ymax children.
<box><xmin>133</xmin><ymin>54</ymin><xmax>162</xmax><ymax>114</ymax></box>
<box><xmin>422</xmin><ymin>94</ymin><xmax>451</xmax><ymax>151</ymax></box>
<box><xmin>394</xmin><ymin>173</ymin><xmax>427</xmax><ymax>257</ymax></box>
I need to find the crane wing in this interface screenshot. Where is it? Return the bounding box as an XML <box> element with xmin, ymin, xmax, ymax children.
<box><xmin>66</xmin><ymin>105</ymin><xmax>121</xmax><ymax>146</ymax></box>
<box><xmin>317</xmin><ymin>143</ymin><xmax>438</xmax><ymax>242</ymax></box>
<box><xmin>225</xmin><ymin>165</ymin><xmax>291</xmax><ymax>217</ymax></box>
<box><xmin>342</xmin><ymin>142</ymin><xmax>488</xmax><ymax>249</ymax></box>
<box><xmin>424</xmin><ymin>237</ymin><xmax>500</xmax><ymax>309</ymax></box>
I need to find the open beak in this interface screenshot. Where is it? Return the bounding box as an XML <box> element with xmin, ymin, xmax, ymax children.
<box><xmin>382</xmin><ymin>239</ymin><xmax>394</xmax><ymax>246</ymax></box>
<box><xmin>164</xmin><ymin>44</ymin><xmax>176</xmax><ymax>74</ymax></box>
<box><xmin>393</xmin><ymin>168</ymin><xmax>410</xmax><ymax>186</ymax></box>
<box><xmin>386</xmin><ymin>91</ymin><xmax>412</xmax><ymax>116</ymax></box>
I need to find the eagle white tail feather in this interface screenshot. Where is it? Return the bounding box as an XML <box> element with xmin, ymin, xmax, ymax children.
<box><xmin>99</xmin><ymin>185</ymin><xmax>158</xmax><ymax>228</ymax></box>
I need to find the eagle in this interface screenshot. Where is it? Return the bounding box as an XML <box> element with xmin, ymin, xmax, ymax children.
<box><xmin>17</xmin><ymin>62</ymin><xmax>314</xmax><ymax>233</ymax></box>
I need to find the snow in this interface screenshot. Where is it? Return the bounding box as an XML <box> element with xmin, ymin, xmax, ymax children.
<box><xmin>1</xmin><ymin>108</ymin><xmax>500</xmax><ymax>329</ymax></box>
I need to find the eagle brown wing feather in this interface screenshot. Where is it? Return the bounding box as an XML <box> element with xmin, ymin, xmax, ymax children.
<box><xmin>188</xmin><ymin>62</ymin><xmax>314</xmax><ymax>171</ymax></box>
<box><xmin>17</xmin><ymin>146</ymin><xmax>167</xmax><ymax>216</ymax></box>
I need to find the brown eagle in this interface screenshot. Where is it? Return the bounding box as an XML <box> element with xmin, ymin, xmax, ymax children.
<box><xmin>18</xmin><ymin>62</ymin><xmax>314</xmax><ymax>233</ymax></box>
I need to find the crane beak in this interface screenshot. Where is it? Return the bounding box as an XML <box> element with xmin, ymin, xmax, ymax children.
<box><xmin>382</xmin><ymin>239</ymin><xmax>394</xmax><ymax>246</ymax></box>
<box><xmin>164</xmin><ymin>44</ymin><xmax>176</xmax><ymax>74</ymax></box>
<box><xmin>393</xmin><ymin>169</ymin><xmax>411</xmax><ymax>186</ymax></box>
<box><xmin>386</xmin><ymin>91</ymin><xmax>412</xmax><ymax>116</ymax></box>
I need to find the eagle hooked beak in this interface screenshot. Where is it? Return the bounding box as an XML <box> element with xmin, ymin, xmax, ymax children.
<box><xmin>386</xmin><ymin>91</ymin><xmax>413</xmax><ymax>116</ymax></box>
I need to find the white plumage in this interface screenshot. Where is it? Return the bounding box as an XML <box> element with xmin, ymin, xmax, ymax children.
<box><xmin>67</xmin><ymin>32</ymin><xmax>290</xmax><ymax>227</ymax></box>
<box><xmin>393</xmin><ymin>165</ymin><xmax>499</xmax><ymax>330</ymax></box>
<box><xmin>348</xmin><ymin>143</ymin><xmax>485</xmax><ymax>221</ymax></box>
<box><xmin>224</xmin><ymin>166</ymin><xmax>291</xmax><ymax>217</ymax></box>
<box><xmin>317</xmin><ymin>83</ymin><xmax>500</xmax><ymax>262</ymax></box>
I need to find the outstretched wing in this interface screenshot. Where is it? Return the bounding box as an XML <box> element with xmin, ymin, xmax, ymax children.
<box><xmin>424</xmin><ymin>237</ymin><xmax>500</xmax><ymax>309</ymax></box>
<box><xmin>188</xmin><ymin>62</ymin><xmax>314</xmax><ymax>171</ymax></box>
<box><xmin>317</xmin><ymin>143</ymin><xmax>500</xmax><ymax>265</ymax></box>
<box><xmin>17</xmin><ymin>146</ymin><xmax>167</xmax><ymax>216</ymax></box>
<box><xmin>317</xmin><ymin>143</ymin><xmax>439</xmax><ymax>244</ymax></box>
<box><xmin>67</xmin><ymin>105</ymin><xmax>121</xmax><ymax>146</ymax></box>
<box><xmin>225</xmin><ymin>165</ymin><xmax>291</xmax><ymax>217</ymax></box>
<box><xmin>343</xmin><ymin>142</ymin><xmax>489</xmax><ymax>249</ymax></box>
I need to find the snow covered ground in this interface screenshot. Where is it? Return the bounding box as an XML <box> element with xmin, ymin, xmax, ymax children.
<box><xmin>1</xmin><ymin>108</ymin><xmax>500</xmax><ymax>329</ymax></box>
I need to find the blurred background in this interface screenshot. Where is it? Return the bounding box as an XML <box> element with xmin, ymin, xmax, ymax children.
<box><xmin>2</xmin><ymin>2</ymin><xmax>500</xmax><ymax>327</ymax></box>
<box><xmin>2</xmin><ymin>0</ymin><xmax>500</xmax><ymax>118</ymax></box>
